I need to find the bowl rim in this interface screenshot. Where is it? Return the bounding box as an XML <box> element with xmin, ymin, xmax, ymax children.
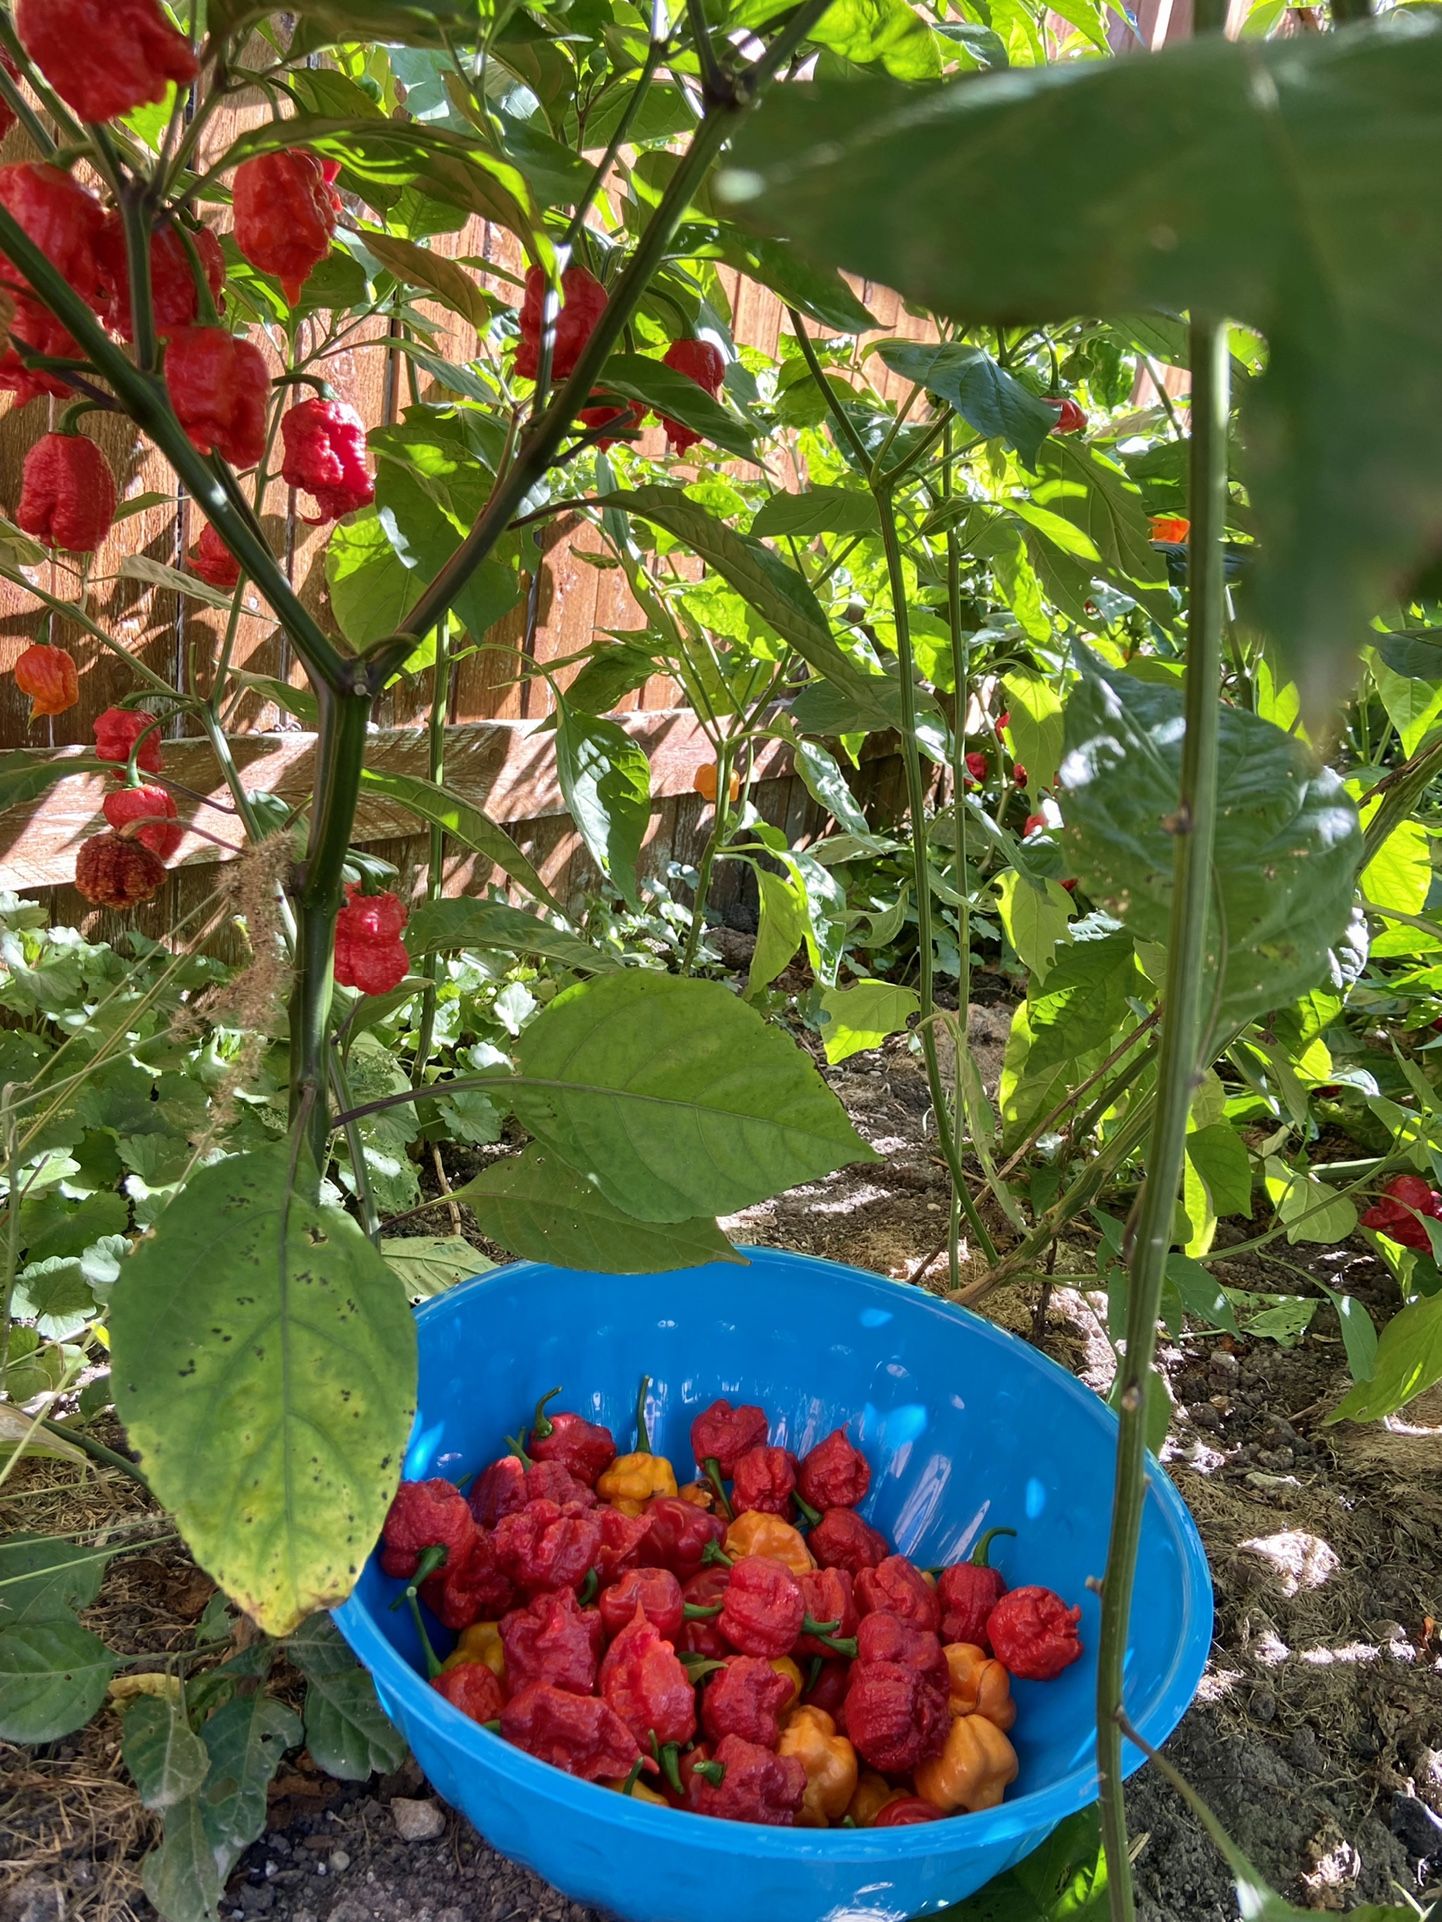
<box><xmin>335</xmin><ymin>1245</ymin><xmax>1214</xmax><ymax>1859</ymax></box>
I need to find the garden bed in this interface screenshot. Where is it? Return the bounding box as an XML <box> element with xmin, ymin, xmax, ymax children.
<box><xmin>2</xmin><ymin>1041</ymin><xmax>1439</xmax><ymax>1922</ymax></box>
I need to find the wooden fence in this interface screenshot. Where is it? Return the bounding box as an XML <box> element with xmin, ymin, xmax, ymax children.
<box><xmin>0</xmin><ymin>87</ymin><xmax>935</xmax><ymax>941</ymax></box>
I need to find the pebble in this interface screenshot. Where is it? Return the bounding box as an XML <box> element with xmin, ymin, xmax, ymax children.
<box><xmin>391</xmin><ymin>1797</ymin><xmax>446</xmax><ymax>1843</ymax></box>
<box><xmin>330</xmin><ymin>1850</ymin><xmax>352</xmax><ymax>1873</ymax></box>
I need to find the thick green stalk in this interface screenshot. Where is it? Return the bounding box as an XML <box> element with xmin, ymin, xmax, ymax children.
<box><xmin>944</xmin><ymin>427</ymin><xmax>973</xmax><ymax>1293</ymax></box>
<box><xmin>1096</xmin><ymin>315</ymin><xmax>1230</xmax><ymax>1922</ymax></box>
<box><xmin>875</xmin><ymin>486</ymin><xmax>998</xmax><ymax>1267</ymax></box>
<box><xmin>413</xmin><ymin>619</ymin><xmax>452</xmax><ymax>1081</ymax></box>
<box><xmin>290</xmin><ymin>689</ymin><xmax>372</xmax><ymax>1176</ymax></box>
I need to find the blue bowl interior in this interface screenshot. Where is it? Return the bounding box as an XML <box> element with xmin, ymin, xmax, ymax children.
<box><xmin>337</xmin><ymin>1249</ymin><xmax>1212</xmax><ymax>1921</ymax></box>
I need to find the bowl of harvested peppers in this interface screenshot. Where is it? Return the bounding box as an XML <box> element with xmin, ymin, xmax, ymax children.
<box><xmin>335</xmin><ymin>1247</ymin><xmax>1212</xmax><ymax>1922</ymax></box>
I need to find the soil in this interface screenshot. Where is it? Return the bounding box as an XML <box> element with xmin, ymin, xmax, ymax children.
<box><xmin>3</xmin><ymin>1024</ymin><xmax>1441</xmax><ymax>1922</ymax></box>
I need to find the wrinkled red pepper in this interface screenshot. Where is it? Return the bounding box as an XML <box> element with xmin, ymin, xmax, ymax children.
<box><xmin>843</xmin><ymin>1660</ymin><xmax>949</xmax><ymax>1775</ymax></box>
<box><xmin>493</xmin><ymin>1497</ymin><xmax>603</xmax><ymax>1596</ymax></box>
<box><xmin>796</xmin><ymin>1567</ymin><xmax>858</xmax><ymax>1660</ymax></box>
<box><xmin>524</xmin><ymin>1460</ymin><xmax>597</xmax><ymax>1510</ymax></box>
<box><xmin>233</xmin><ymin>149</ymin><xmax>337</xmax><ymax>305</ymax></box>
<box><xmin>380</xmin><ymin>1482</ymin><xmax>475</xmax><ymax>1584</ymax></box>
<box><xmin>1360</xmin><ymin>1172</ymin><xmax>1442</xmax><ymax>1251</ymax></box>
<box><xmin>854</xmin><ymin>1609</ymin><xmax>948</xmax><ymax>1689</ymax></box>
<box><xmin>660</xmin><ymin>337</ymin><xmax>725</xmax><ymax>455</ymax></box>
<box><xmin>186</xmin><ymin>521</ymin><xmax>241</xmax><ymax>590</ymax></box>
<box><xmin>515</xmin><ymin>264</ymin><xmax>607</xmax><ymax>382</ymax></box>
<box><xmin>641</xmin><ymin>1494</ymin><xmax>725</xmax><ymax>1578</ymax></box>
<box><xmin>333</xmin><ymin>884</ymin><xmax>410</xmax><ymax>996</ymax></box>
<box><xmin>1046</xmin><ymin>396</ymin><xmax>1086</xmax><ymax>435</ymax></box>
<box><xmin>500</xmin><ymin>1682</ymin><xmax>641</xmax><ymax>1782</ymax></box>
<box><xmin>528</xmin><ymin>1391</ymin><xmax>617</xmax><ymax>1485</ymax></box>
<box><xmin>685</xmin><ymin>1733</ymin><xmax>805</xmax><ymax>1825</ymax></box>
<box><xmin>691</xmin><ymin>1398</ymin><xmax>769</xmax><ymax>1478</ymax></box>
<box><xmin>599</xmin><ymin>1566</ymin><xmax>684</xmax><ymax>1644</ymax></box>
<box><xmin>97</xmin><ymin>214</ymin><xmax>224</xmax><ymax>342</ymax></box>
<box><xmin>854</xmin><ymin>1554</ymin><xmax>941</xmax><ymax>1634</ymax></box>
<box><xmin>0</xmin><ymin>163</ymin><xmax>105</xmax><ymax>406</ymax></box>
<box><xmin>678</xmin><ymin>1566</ymin><xmax>731</xmax><ymax>1658</ymax></box>
<box><xmin>102</xmin><ymin>784</ymin><xmax>181</xmax><ymax>863</ymax></box>
<box><xmin>280</xmin><ymin>396</ymin><xmax>374</xmax><ymax>522</ymax></box>
<box><xmin>594</xmin><ymin>1505</ymin><xmax>649</xmax><ymax>1581</ymax></box>
<box><xmin>432</xmin><ymin>1659</ymin><xmax>505</xmax><ymax>1726</ymax></box>
<box><xmin>731</xmin><ymin>1445</ymin><xmax>797</xmax><ymax>1519</ymax></box>
<box><xmin>74</xmin><ymin>833</ymin><xmax>166</xmax><ymax>908</ymax></box>
<box><xmin>165</xmin><ymin>326</ymin><xmax>270</xmax><ymax>468</ymax></box>
<box><xmin>599</xmin><ymin>1604</ymin><xmax>697</xmax><ymax>1748</ymax></box>
<box><xmin>501</xmin><ymin>1587</ymin><xmax>603</xmax><ymax>1696</ymax></box>
<box><xmin>700</xmin><ymin>1654</ymin><xmax>793</xmax><ymax>1748</ymax></box>
<box><xmin>797</xmin><ymin>1427</ymin><xmax>870</xmax><ymax>1511</ymax></box>
<box><xmin>15</xmin><ymin>0</ymin><xmax>196</xmax><ymax>124</ymax></box>
<box><xmin>936</xmin><ymin>1526</ymin><xmax>1014</xmax><ymax>1650</ymax></box>
<box><xmin>718</xmin><ymin>1555</ymin><xmax>805</xmax><ymax>1658</ymax></box>
<box><xmin>421</xmin><ymin>1527</ymin><xmax>514</xmax><ymax>1630</ymax></box>
<box><xmin>16</xmin><ymin>432</ymin><xmax>116</xmax><ymax>553</ymax></box>
<box><xmin>985</xmin><ymin>1585</ymin><xmax>1083</xmax><ymax>1680</ymax></box>
<box><xmin>468</xmin><ymin>1455</ymin><xmax>528</xmax><ymax>1528</ymax></box>
<box><xmin>94</xmin><ymin>707</ymin><xmax>163</xmax><ymax>776</ymax></box>
<box><xmin>809</xmin><ymin>1507</ymin><xmax>889</xmax><ymax>1577</ymax></box>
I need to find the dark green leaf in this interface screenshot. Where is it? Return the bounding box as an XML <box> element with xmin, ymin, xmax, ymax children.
<box><xmin>110</xmin><ymin>1148</ymin><xmax>417</xmax><ymax>1636</ymax></box>
<box><xmin>198</xmin><ymin>1695</ymin><xmax>302</xmax><ymax>1859</ymax></box>
<box><xmin>0</xmin><ymin>1534</ymin><xmax>113</xmax><ymax>1627</ymax></box>
<box><xmin>358</xmin><ymin>769</ymin><xmax>562</xmax><ymax>913</ymax></box>
<box><xmin>212</xmin><ymin>0</ymin><xmax>476</xmax><ymax>45</ymax></box>
<box><xmin>452</xmin><ymin>1145</ymin><xmax>743</xmax><ymax>1273</ymax></box>
<box><xmin>123</xmin><ymin>1694</ymin><xmax>210</xmax><ymax>1811</ymax></box>
<box><xmin>751</xmin><ymin>487</ymin><xmax>880</xmax><ymax>539</ymax></box>
<box><xmin>1032</xmin><ymin>440</ymin><xmax>1167</xmax><ymax>593</ymax></box>
<box><xmin>0</xmin><ymin>752</ymin><xmax>104</xmax><ymax>814</ymax></box>
<box><xmin>553</xmin><ymin>704</ymin><xmax>652</xmax><ymax>904</ymax></box>
<box><xmin>361</xmin><ymin>231</ymin><xmax>495</xmax><ymax>331</ymax></box>
<box><xmin>876</xmin><ymin>341</ymin><xmax>1056</xmax><ymax>465</ymax></box>
<box><xmin>1326</xmin><ymin>1288</ymin><xmax>1442</xmax><ymax>1424</ymax></box>
<box><xmin>600</xmin><ymin>354</ymin><xmax>757</xmax><ymax>462</ymax></box>
<box><xmin>140</xmin><ymin>1795</ymin><xmax>222</xmax><ymax>1922</ymax></box>
<box><xmin>289</xmin><ymin>1614</ymin><xmax>407</xmax><ymax>1780</ymax></box>
<box><xmin>565</xmin><ymin>642</ymin><xmax>660</xmax><ymax>716</ymax></box>
<box><xmin>0</xmin><ymin>1618</ymin><xmax>116</xmax><ymax>1742</ymax></box>
<box><xmin>706</xmin><ymin>225</ymin><xmax>877</xmax><ymax>333</ymax></box>
<box><xmin>718</xmin><ymin>19</ymin><xmax>1442</xmax><ymax>711</ymax></box>
<box><xmin>406</xmin><ymin>898</ymin><xmax>618</xmax><ymax>972</ymax></box>
<box><xmin>511</xmin><ymin>972</ymin><xmax>876</xmax><ymax>1222</ymax></box>
<box><xmin>1061</xmin><ymin>653</ymin><xmax>1363</xmax><ymax>1026</ymax></box>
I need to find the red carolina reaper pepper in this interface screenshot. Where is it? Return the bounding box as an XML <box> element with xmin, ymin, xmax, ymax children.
<box><xmin>594</xmin><ymin>1505</ymin><xmax>649</xmax><ymax>1581</ymax></box>
<box><xmin>719</xmin><ymin>1555</ymin><xmax>805</xmax><ymax>1658</ymax></box>
<box><xmin>0</xmin><ymin>163</ymin><xmax>105</xmax><ymax>406</ymax></box>
<box><xmin>524</xmin><ymin>1460</ymin><xmax>596</xmax><ymax>1510</ymax></box>
<box><xmin>421</xmin><ymin>1527</ymin><xmax>514</xmax><ymax>1629</ymax></box>
<box><xmin>16</xmin><ymin>0</ymin><xmax>197</xmax><ymax>125</ymax></box>
<box><xmin>280</xmin><ymin>397</ymin><xmax>374</xmax><ymax>522</ymax></box>
<box><xmin>0</xmin><ymin>55</ymin><xmax>17</xmax><ymax>146</ymax></box>
<box><xmin>1360</xmin><ymin>1172</ymin><xmax>1442</xmax><ymax>1250</ymax></box>
<box><xmin>494</xmin><ymin>1497</ymin><xmax>603</xmax><ymax>1597</ymax></box>
<box><xmin>985</xmin><ymin>1585</ymin><xmax>1083</xmax><ymax>1680</ymax></box>
<box><xmin>685</xmin><ymin>1733</ymin><xmax>805</xmax><ymax>1825</ymax></box>
<box><xmin>333</xmin><ymin>884</ymin><xmax>410</xmax><ymax>996</ymax></box>
<box><xmin>809</xmin><ymin>1507</ymin><xmax>889</xmax><ymax>1577</ymax></box>
<box><xmin>855</xmin><ymin>1554</ymin><xmax>941</xmax><ymax>1634</ymax></box>
<box><xmin>641</xmin><ymin>1494</ymin><xmax>724</xmax><ymax>1578</ymax></box>
<box><xmin>102</xmin><ymin>785</ymin><xmax>181</xmax><ymax>863</ymax></box>
<box><xmin>97</xmin><ymin>215</ymin><xmax>224</xmax><ymax>342</ymax></box>
<box><xmin>165</xmin><ymin>326</ymin><xmax>270</xmax><ymax>469</ymax></box>
<box><xmin>501</xmin><ymin>1588</ymin><xmax>603</xmax><ymax>1696</ymax></box>
<box><xmin>936</xmin><ymin>1526</ymin><xmax>1014</xmax><ymax>1650</ymax></box>
<box><xmin>700</xmin><ymin>1654</ymin><xmax>793</xmax><ymax>1748</ymax></box>
<box><xmin>872</xmin><ymin>1795</ymin><xmax>943</xmax><ymax>1827</ymax></box>
<box><xmin>677</xmin><ymin>1566</ymin><xmax>731</xmax><ymax>1658</ymax></box>
<box><xmin>691</xmin><ymin>1397</ymin><xmax>768</xmax><ymax>1478</ymax></box>
<box><xmin>469</xmin><ymin>1455</ymin><xmax>528</xmax><ymax>1527</ymax></box>
<box><xmin>94</xmin><ymin>707</ymin><xmax>163</xmax><ymax>776</ymax></box>
<box><xmin>1046</xmin><ymin>396</ymin><xmax>1086</xmax><ymax>435</ymax></box>
<box><xmin>16</xmin><ymin>433</ymin><xmax>117</xmax><ymax>552</ymax></box>
<box><xmin>515</xmin><ymin>264</ymin><xmax>606</xmax><ymax>382</ymax></box>
<box><xmin>599</xmin><ymin>1604</ymin><xmax>697</xmax><ymax>1747</ymax></box>
<box><xmin>599</xmin><ymin>1566</ymin><xmax>684</xmax><ymax>1644</ymax></box>
<box><xmin>844</xmin><ymin>1660</ymin><xmax>949</xmax><ymax>1775</ymax></box>
<box><xmin>187</xmin><ymin>522</ymin><xmax>242</xmax><ymax>590</ymax></box>
<box><xmin>379</xmin><ymin>1478</ymin><xmax>475</xmax><ymax>1581</ymax></box>
<box><xmin>731</xmin><ymin>1445</ymin><xmax>797</xmax><ymax>1519</ymax></box>
<box><xmin>855</xmin><ymin>1610</ymin><xmax>949</xmax><ymax>1689</ymax></box>
<box><xmin>13</xmin><ymin>644</ymin><xmax>78</xmax><ymax>721</ymax></box>
<box><xmin>74</xmin><ymin>833</ymin><xmax>167</xmax><ymax>908</ymax></box>
<box><xmin>528</xmin><ymin>1390</ymin><xmax>617</xmax><ymax>1486</ymax></box>
<box><xmin>432</xmin><ymin>1659</ymin><xmax>505</xmax><ymax>1726</ymax></box>
<box><xmin>500</xmin><ymin>1683</ymin><xmax>642</xmax><ymax>1782</ymax></box>
<box><xmin>660</xmin><ymin>337</ymin><xmax>725</xmax><ymax>455</ymax></box>
<box><xmin>797</xmin><ymin>1427</ymin><xmax>870</xmax><ymax>1511</ymax></box>
<box><xmin>233</xmin><ymin>150</ymin><xmax>337</xmax><ymax>305</ymax></box>
<box><xmin>796</xmin><ymin>1567</ymin><xmax>858</xmax><ymax>1659</ymax></box>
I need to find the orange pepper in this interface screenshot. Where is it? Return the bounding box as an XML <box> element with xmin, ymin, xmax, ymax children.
<box><xmin>847</xmin><ymin>1769</ymin><xmax>900</xmax><ymax>1827</ymax></box>
<box><xmin>942</xmin><ymin>1640</ymin><xmax>1016</xmax><ymax>1731</ymax></box>
<box><xmin>445</xmin><ymin>1620</ymin><xmax>505</xmax><ymax>1680</ymax></box>
<box><xmin>778</xmin><ymin>1705</ymin><xmax>858</xmax><ymax>1826</ymax></box>
<box><xmin>678</xmin><ymin>1481</ymin><xmax>716</xmax><ymax>1510</ymax></box>
<box><xmin>913</xmin><ymin>1712</ymin><xmax>1018</xmax><ymax>1814</ymax></box>
<box><xmin>596</xmin><ymin>1373</ymin><xmax>678</xmax><ymax>1516</ymax></box>
<box><xmin>770</xmin><ymin>1655</ymin><xmax>804</xmax><ymax>1710</ymax></box>
<box><xmin>723</xmin><ymin>1510</ymin><xmax>815</xmax><ymax>1577</ymax></box>
<box><xmin>693</xmin><ymin>762</ymin><xmax>741</xmax><ymax>805</ymax></box>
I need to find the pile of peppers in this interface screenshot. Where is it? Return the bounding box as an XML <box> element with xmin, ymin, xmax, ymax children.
<box><xmin>379</xmin><ymin>1381</ymin><xmax>1084</xmax><ymax>1828</ymax></box>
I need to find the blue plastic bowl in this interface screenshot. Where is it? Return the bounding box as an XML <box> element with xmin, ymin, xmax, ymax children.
<box><xmin>335</xmin><ymin>1248</ymin><xmax>1212</xmax><ymax>1922</ymax></box>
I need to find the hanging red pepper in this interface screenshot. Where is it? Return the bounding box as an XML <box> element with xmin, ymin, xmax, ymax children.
<box><xmin>164</xmin><ymin>326</ymin><xmax>270</xmax><ymax>469</ymax></box>
<box><xmin>280</xmin><ymin>396</ymin><xmax>374</xmax><ymax>523</ymax></box>
<box><xmin>660</xmin><ymin>337</ymin><xmax>725</xmax><ymax>455</ymax></box>
<box><xmin>102</xmin><ymin>784</ymin><xmax>181</xmax><ymax>863</ymax></box>
<box><xmin>500</xmin><ymin>1682</ymin><xmax>642</xmax><ymax>1782</ymax></box>
<box><xmin>936</xmin><ymin>1526</ymin><xmax>1014</xmax><ymax>1650</ymax></box>
<box><xmin>500</xmin><ymin>1588</ymin><xmax>603</xmax><ymax>1696</ymax></box>
<box><xmin>97</xmin><ymin>214</ymin><xmax>224</xmax><ymax>342</ymax></box>
<box><xmin>186</xmin><ymin>522</ymin><xmax>241</xmax><ymax>590</ymax></box>
<box><xmin>15</xmin><ymin>0</ymin><xmax>196</xmax><ymax>125</ymax></box>
<box><xmin>578</xmin><ymin>395</ymin><xmax>640</xmax><ymax>450</ymax></box>
<box><xmin>13</xmin><ymin>644</ymin><xmax>78</xmax><ymax>721</ymax></box>
<box><xmin>74</xmin><ymin>832</ymin><xmax>166</xmax><ymax>907</ymax></box>
<box><xmin>1046</xmin><ymin>396</ymin><xmax>1086</xmax><ymax>435</ymax></box>
<box><xmin>0</xmin><ymin>163</ymin><xmax>105</xmax><ymax>406</ymax></box>
<box><xmin>16</xmin><ymin>432</ymin><xmax>117</xmax><ymax>553</ymax></box>
<box><xmin>0</xmin><ymin>55</ymin><xmax>18</xmax><ymax>145</ymax></box>
<box><xmin>93</xmin><ymin>707</ymin><xmax>163</xmax><ymax>775</ymax></box>
<box><xmin>333</xmin><ymin>883</ymin><xmax>411</xmax><ymax>996</ymax></box>
<box><xmin>232</xmin><ymin>149</ymin><xmax>337</xmax><ymax>305</ymax></box>
<box><xmin>599</xmin><ymin>1603</ymin><xmax>697</xmax><ymax>1748</ymax></box>
<box><xmin>1360</xmin><ymin>1172</ymin><xmax>1442</xmax><ymax>1250</ymax></box>
<box><xmin>515</xmin><ymin>264</ymin><xmax>607</xmax><ymax>382</ymax></box>
<box><xmin>985</xmin><ymin>1585</ymin><xmax>1083</xmax><ymax>1680</ymax></box>
<box><xmin>797</xmin><ymin>1427</ymin><xmax>870</xmax><ymax>1512</ymax></box>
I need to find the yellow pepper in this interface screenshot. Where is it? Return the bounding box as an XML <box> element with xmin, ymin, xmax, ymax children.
<box><xmin>942</xmin><ymin>1641</ymin><xmax>1016</xmax><ymax>1731</ymax></box>
<box><xmin>913</xmin><ymin>1712</ymin><xmax>1018</xmax><ymax>1814</ymax></box>
<box><xmin>723</xmin><ymin>1510</ymin><xmax>815</xmax><ymax>1577</ymax></box>
<box><xmin>444</xmin><ymin>1620</ymin><xmax>505</xmax><ymax>1680</ymax></box>
<box><xmin>678</xmin><ymin>1481</ymin><xmax>716</xmax><ymax>1510</ymax></box>
<box><xmin>778</xmin><ymin>1705</ymin><xmax>858</xmax><ymax>1827</ymax></box>
<box><xmin>770</xmin><ymin>1655</ymin><xmax>804</xmax><ymax>1710</ymax></box>
<box><xmin>596</xmin><ymin>1373</ymin><xmax>678</xmax><ymax>1516</ymax></box>
<box><xmin>847</xmin><ymin>1769</ymin><xmax>899</xmax><ymax>1827</ymax></box>
<box><xmin>605</xmin><ymin>1775</ymin><xmax>669</xmax><ymax>1806</ymax></box>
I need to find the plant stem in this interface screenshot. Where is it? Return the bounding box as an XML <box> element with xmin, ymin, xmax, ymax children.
<box><xmin>413</xmin><ymin>618</ymin><xmax>452</xmax><ymax>1082</ymax></box>
<box><xmin>944</xmin><ymin>427</ymin><xmax>973</xmax><ymax>1293</ymax></box>
<box><xmin>289</xmin><ymin>688</ymin><xmax>372</xmax><ymax>1177</ymax></box>
<box><xmin>680</xmin><ymin>737</ymin><xmax>734</xmax><ymax>974</ymax></box>
<box><xmin>875</xmin><ymin>483</ymin><xmax>998</xmax><ymax>1268</ymax></box>
<box><xmin>787</xmin><ymin>310</ymin><xmax>871</xmax><ymax>470</ymax></box>
<box><xmin>1096</xmin><ymin>313</ymin><xmax>1230</xmax><ymax>1922</ymax></box>
<box><xmin>39</xmin><ymin>1418</ymin><xmax>152</xmax><ymax>1490</ymax></box>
